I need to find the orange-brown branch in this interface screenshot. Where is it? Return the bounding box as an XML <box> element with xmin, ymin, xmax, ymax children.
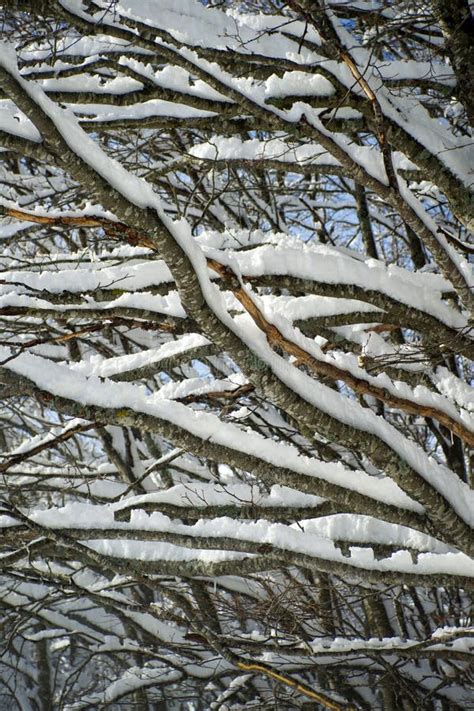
<box><xmin>4</xmin><ymin>206</ymin><xmax>472</xmax><ymax>448</ymax></box>
<box><xmin>208</xmin><ymin>259</ymin><xmax>474</xmax><ymax>448</ymax></box>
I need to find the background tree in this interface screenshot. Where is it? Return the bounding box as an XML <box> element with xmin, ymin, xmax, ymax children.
<box><xmin>0</xmin><ymin>0</ymin><xmax>472</xmax><ymax>708</ymax></box>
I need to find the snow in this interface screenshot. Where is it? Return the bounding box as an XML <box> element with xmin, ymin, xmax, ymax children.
<box><xmin>40</xmin><ymin>59</ymin><xmax>230</xmax><ymax>104</ymax></box>
<box><xmin>0</xmin><ymin>346</ymin><xmax>423</xmax><ymax>513</ymax></box>
<box><xmin>190</xmin><ymin>136</ymin><xmax>341</xmax><ymax>166</ymax></box>
<box><xmin>0</xmin><ymin>100</ymin><xmax>42</xmax><ymax>142</ymax></box>
<box><xmin>378</xmin><ymin>60</ymin><xmax>455</xmax><ymax>86</ymax></box>
<box><xmin>39</xmin><ymin>74</ymin><xmax>143</xmax><ymax>95</ymax></box>
<box><xmin>262</xmin><ymin>294</ymin><xmax>383</xmax><ymax>324</ymax></box>
<box><xmin>0</xmin><ymin>49</ymin><xmax>470</xmax><ymax>523</ymax></box>
<box><xmin>229</xmin><ymin>312</ymin><xmax>474</xmax><ymax>526</ymax></box>
<box><xmin>315</xmin><ymin>20</ymin><xmax>474</xmax><ymax>192</ymax></box>
<box><xmin>4</xmin><ymin>417</ymin><xmax>86</xmax><ymax>457</ymax></box>
<box><xmin>434</xmin><ymin>368</ymin><xmax>474</xmax><ymax>413</ymax></box>
<box><xmin>265</xmin><ymin>71</ymin><xmax>335</xmax><ymax>99</ymax></box>
<box><xmin>29</xmin><ymin>504</ymin><xmax>473</xmax><ymax>579</ymax></box>
<box><xmin>1</xmin><ymin>259</ymin><xmax>173</xmax><ymax>294</ymax></box>
<box><xmin>21</xmin><ymin>35</ymin><xmax>152</xmax><ymax>63</ymax></box>
<box><xmin>81</xmin><ymin>0</ymin><xmax>322</xmax><ymax>60</ymax></box>
<box><xmin>398</xmin><ymin>180</ymin><xmax>474</xmax><ymax>292</ymax></box>
<box><xmin>302</xmin><ymin>515</ymin><xmax>452</xmax><ymax>554</ymax></box>
<box><xmin>0</xmin><ymin>220</ymin><xmax>35</xmax><ymax>238</ymax></box>
<box><xmin>98</xmin><ymin>290</ymin><xmax>186</xmax><ymax>318</ymax></box>
<box><xmin>0</xmin><ymin>289</ymin><xmax>185</xmax><ymax>319</ymax></box>
<box><xmin>0</xmin><ymin>45</ymin><xmax>162</xmax><ymax>209</ymax></box>
<box><xmin>121</xmin><ymin>60</ymin><xmax>229</xmax><ymax>102</ymax></box>
<box><xmin>206</xmin><ymin>242</ymin><xmax>467</xmax><ymax>330</ymax></box>
<box><xmin>78</xmin><ymin>98</ymin><xmax>218</xmax><ymax>123</ymax></box>
<box><xmin>0</xmin><ymin>6</ymin><xmax>473</xmax><ymax>706</ymax></box>
<box><xmin>303</xmin><ymin>631</ymin><xmax>474</xmax><ymax>655</ymax></box>
<box><xmin>1</xmin><ymin>0</ymin><xmax>472</xmax><ymax>596</ymax></box>
<box><xmin>112</xmin><ymin>483</ymin><xmax>326</xmax><ymax>512</ymax></box>
<box><xmin>150</xmin><ymin>218</ymin><xmax>473</xmax><ymax>530</ymax></box>
<box><xmin>256</xmin><ymin>294</ymin><xmax>473</xmax><ymax>430</ymax></box>
<box><xmin>70</xmin><ymin>334</ymin><xmax>210</xmax><ymax>378</ymax></box>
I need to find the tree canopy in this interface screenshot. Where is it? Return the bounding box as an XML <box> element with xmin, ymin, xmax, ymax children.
<box><xmin>0</xmin><ymin>0</ymin><xmax>473</xmax><ymax>708</ymax></box>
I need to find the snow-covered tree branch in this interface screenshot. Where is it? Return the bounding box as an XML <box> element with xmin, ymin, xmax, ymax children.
<box><xmin>0</xmin><ymin>0</ymin><xmax>472</xmax><ymax>708</ymax></box>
